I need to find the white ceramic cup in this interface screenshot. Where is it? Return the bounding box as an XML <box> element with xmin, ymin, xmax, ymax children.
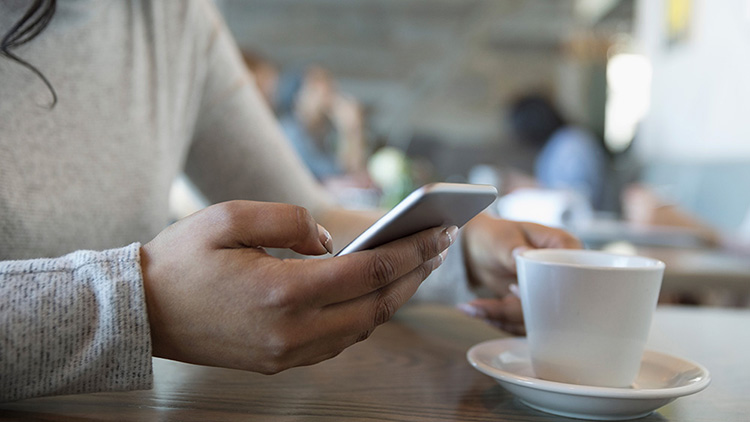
<box><xmin>515</xmin><ymin>249</ymin><xmax>664</xmax><ymax>387</ymax></box>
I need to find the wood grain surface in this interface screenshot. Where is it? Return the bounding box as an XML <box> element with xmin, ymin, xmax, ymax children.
<box><xmin>1</xmin><ymin>305</ymin><xmax>747</xmax><ymax>421</ymax></box>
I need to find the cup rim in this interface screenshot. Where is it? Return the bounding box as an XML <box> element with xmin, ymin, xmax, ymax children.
<box><xmin>517</xmin><ymin>248</ymin><xmax>665</xmax><ymax>271</ymax></box>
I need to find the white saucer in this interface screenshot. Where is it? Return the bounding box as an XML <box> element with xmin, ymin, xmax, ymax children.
<box><xmin>467</xmin><ymin>338</ymin><xmax>710</xmax><ymax>420</ymax></box>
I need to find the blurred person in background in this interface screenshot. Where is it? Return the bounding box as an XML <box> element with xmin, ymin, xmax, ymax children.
<box><xmin>622</xmin><ymin>184</ymin><xmax>722</xmax><ymax>248</ymax></box>
<box><xmin>506</xmin><ymin>93</ymin><xmax>610</xmax><ymax>212</ymax></box>
<box><xmin>276</xmin><ymin>66</ymin><xmax>373</xmax><ymax>192</ymax></box>
<box><xmin>0</xmin><ymin>0</ymin><xmax>579</xmax><ymax>402</ymax></box>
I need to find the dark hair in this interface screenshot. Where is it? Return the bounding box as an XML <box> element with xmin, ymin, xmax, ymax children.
<box><xmin>1</xmin><ymin>0</ymin><xmax>58</xmax><ymax>107</ymax></box>
<box><xmin>508</xmin><ymin>94</ymin><xmax>565</xmax><ymax>147</ymax></box>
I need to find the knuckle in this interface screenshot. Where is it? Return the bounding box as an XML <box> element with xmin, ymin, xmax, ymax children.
<box><xmin>368</xmin><ymin>252</ymin><xmax>398</xmax><ymax>288</ymax></box>
<box><xmin>267</xmin><ymin>283</ymin><xmax>301</xmax><ymax>309</ymax></box>
<box><xmin>414</xmin><ymin>233</ymin><xmax>437</xmax><ymax>260</ymax></box>
<box><xmin>356</xmin><ymin>328</ymin><xmax>374</xmax><ymax>343</ymax></box>
<box><xmin>323</xmin><ymin>348</ymin><xmax>345</xmax><ymax>361</ymax></box>
<box><xmin>550</xmin><ymin>227</ymin><xmax>582</xmax><ymax>249</ymax></box>
<box><xmin>261</xmin><ymin>268</ymin><xmax>303</xmax><ymax>309</ymax></box>
<box><xmin>262</xmin><ymin>334</ymin><xmax>300</xmax><ymax>373</ymax></box>
<box><xmin>257</xmin><ymin>362</ymin><xmax>284</xmax><ymax>375</ymax></box>
<box><xmin>373</xmin><ymin>292</ymin><xmax>400</xmax><ymax>326</ymax></box>
<box><xmin>564</xmin><ymin>234</ymin><xmax>583</xmax><ymax>249</ymax></box>
<box><xmin>321</xmin><ymin>343</ymin><xmax>348</xmax><ymax>363</ymax></box>
<box><xmin>291</xmin><ymin>205</ymin><xmax>315</xmax><ymax>237</ymax></box>
<box><xmin>414</xmin><ymin>260</ymin><xmax>433</xmax><ymax>282</ymax></box>
<box><xmin>212</xmin><ymin>200</ymin><xmax>244</xmax><ymax>226</ymax></box>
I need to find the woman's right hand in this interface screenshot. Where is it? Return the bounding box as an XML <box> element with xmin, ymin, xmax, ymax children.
<box><xmin>140</xmin><ymin>200</ymin><xmax>454</xmax><ymax>374</ymax></box>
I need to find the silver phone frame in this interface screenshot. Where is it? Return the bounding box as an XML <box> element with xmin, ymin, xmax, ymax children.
<box><xmin>336</xmin><ymin>183</ymin><xmax>498</xmax><ymax>256</ymax></box>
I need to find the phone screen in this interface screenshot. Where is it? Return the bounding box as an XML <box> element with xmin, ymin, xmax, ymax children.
<box><xmin>336</xmin><ymin>183</ymin><xmax>497</xmax><ymax>256</ymax></box>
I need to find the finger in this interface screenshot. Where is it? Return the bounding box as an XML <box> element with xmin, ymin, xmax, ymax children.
<box><xmin>200</xmin><ymin>201</ymin><xmax>331</xmax><ymax>255</ymax></box>
<box><xmin>519</xmin><ymin>221</ymin><xmax>582</xmax><ymax>250</ymax></box>
<box><xmin>258</xmin><ymin>258</ymin><xmax>444</xmax><ymax>372</ymax></box>
<box><xmin>316</xmin><ymin>224</ymin><xmax>334</xmax><ymax>254</ymax></box>
<box><xmin>458</xmin><ymin>296</ymin><xmax>526</xmax><ymax>335</ymax></box>
<box><xmin>485</xmin><ymin>319</ymin><xmax>527</xmax><ymax>336</ymax></box>
<box><xmin>301</xmin><ymin>225</ymin><xmax>455</xmax><ymax>305</ymax></box>
<box><xmin>458</xmin><ymin>296</ymin><xmax>525</xmax><ymax>325</ymax></box>
<box><xmin>501</xmin><ymin>222</ymin><xmax>581</xmax><ymax>273</ymax></box>
<box><xmin>320</xmin><ymin>256</ymin><xmax>444</xmax><ymax>338</ymax></box>
<box><xmin>484</xmin><ymin>221</ymin><xmax>531</xmax><ymax>276</ymax></box>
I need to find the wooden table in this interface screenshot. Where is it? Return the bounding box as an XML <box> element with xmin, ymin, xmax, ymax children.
<box><xmin>638</xmin><ymin>246</ymin><xmax>750</xmax><ymax>295</ymax></box>
<box><xmin>1</xmin><ymin>304</ymin><xmax>748</xmax><ymax>421</ymax></box>
<box><xmin>570</xmin><ymin>219</ymin><xmax>750</xmax><ymax>295</ymax></box>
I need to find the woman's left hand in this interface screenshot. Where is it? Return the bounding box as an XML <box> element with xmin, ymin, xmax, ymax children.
<box><xmin>458</xmin><ymin>213</ymin><xmax>581</xmax><ymax>334</ymax></box>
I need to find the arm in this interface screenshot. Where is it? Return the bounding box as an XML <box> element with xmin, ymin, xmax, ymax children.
<box><xmin>0</xmin><ymin>245</ymin><xmax>152</xmax><ymax>402</ymax></box>
<box><xmin>183</xmin><ymin>0</ymin><xmax>331</xmax><ymax>216</ymax></box>
<box><xmin>182</xmin><ymin>1</ymin><xmax>581</xmax><ymax>339</ymax></box>
<box><xmin>1</xmin><ymin>200</ymin><xmax>452</xmax><ymax>401</ymax></box>
<box><xmin>330</xmin><ymin>95</ymin><xmax>368</xmax><ymax>174</ymax></box>
<box><xmin>140</xmin><ymin>200</ymin><xmax>453</xmax><ymax>373</ymax></box>
<box><xmin>0</xmin><ymin>0</ymin><xmax>454</xmax><ymax>402</ymax></box>
<box><xmin>178</xmin><ymin>2</ymin><xmax>387</xmax><ymax>257</ymax></box>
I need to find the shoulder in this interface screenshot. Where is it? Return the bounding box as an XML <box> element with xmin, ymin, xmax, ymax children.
<box><xmin>140</xmin><ymin>0</ymin><xmax>223</xmax><ymax>48</ymax></box>
<box><xmin>546</xmin><ymin>127</ymin><xmax>603</xmax><ymax>155</ymax></box>
<box><xmin>549</xmin><ymin>126</ymin><xmax>597</xmax><ymax>145</ymax></box>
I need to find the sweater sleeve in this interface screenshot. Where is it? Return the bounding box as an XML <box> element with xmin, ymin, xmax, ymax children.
<box><xmin>0</xmin><ymin>243</ymin><xmax>153</xmax><ymax>402</ymax></box>
<box><xmin>184</xmin><ymin>0</ymin><xmax>333</xmax><ymax>216</ymax></box>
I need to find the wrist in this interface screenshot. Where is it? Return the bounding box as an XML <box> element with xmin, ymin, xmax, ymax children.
<box><xmin>139</xmin><ymin>244</ymin><xmax>164</xmax><ymax>358</ymax></box>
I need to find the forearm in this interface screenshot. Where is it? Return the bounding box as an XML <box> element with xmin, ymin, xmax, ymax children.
<box><xmin>0</xmin><ymin>244</ymin><xmax>153</xmax><ymax>402</ymax></box>
<box><xmin>337</xmin><ymin>125</ymin><xmax>367</xmax><ymax>174</ymax></box>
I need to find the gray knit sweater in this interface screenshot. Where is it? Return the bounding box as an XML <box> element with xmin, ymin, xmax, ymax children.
<box><xmin>0</xmin><ymin>0</ymin><xmax>474</xmax><ymax>402</ymax></box>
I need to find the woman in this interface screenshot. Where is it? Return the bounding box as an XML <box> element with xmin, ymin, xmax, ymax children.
<box><xmin>0</xmin><ymin>0</ymin><xmax>578</xmax><ymax>402</ymax></box>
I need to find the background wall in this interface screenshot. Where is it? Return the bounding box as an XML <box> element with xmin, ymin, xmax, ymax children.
<box><xmin>219</xmin><ymin>0</ymin><xmax>631</xmax><ymax>179</ymax></box>
<box><xmin>634</xmin><ymin>0</ymin><xmax>750</xmax><ymax>230</ymax></box>
<box><xmin>635</xmin><ymin>0</ymin><xmax>750</xmax><ymax>161</ymax></box>
<box><xmin>216</xmin><ymin>0</ymin><xmax>750</xmax><ymax>230</ymax></box>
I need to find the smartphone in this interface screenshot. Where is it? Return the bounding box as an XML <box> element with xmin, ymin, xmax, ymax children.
<box><xmin>336</xmin><ymin>183</ymin><xmax>498</xmax><ymax>256</ymax></box>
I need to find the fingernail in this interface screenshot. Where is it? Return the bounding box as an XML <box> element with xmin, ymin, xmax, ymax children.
<box><xmin>427</xmin><ymin>249</ymin><xmax>448</xmax><ymax>271</ymax></box>
<box><xmin>457</xmin><ymin>303</ymin><xmax>487</xmax><ymax>319</ymax></box>
<box><xmin>441</xmin><ymin>225</ymin><xmax>459</xmax><ymax>249</ymax></box>
<box><xmin>318</xmin><ymin>224</ymin><xmax>333</xmax><ymax>254</ymax></box>
<box><xmin>509</xmin><ymin>283</ymin><xmax>521</xmax><ymax>299</ymax></box>
<box><xmin>512</xmin><ymin>246</ymin><xmax>530</xmax><ymax>258</ymax></box>
<box><xmin>427</xmin><ymin>254</ymin><xmax>444</xmax><ymax>271</ymax></box>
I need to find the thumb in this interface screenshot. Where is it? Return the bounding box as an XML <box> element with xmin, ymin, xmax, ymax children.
<box><xmin>506</xmin><ymin>245</ymin><xmax>531</xmax><ymax>274</ymax></box>
<box><xmin>457</xmin><ymin>296</ymin><xmax>526</xmax><ymax>335</ymax></box>
<box><xmin>200</xmin><ymin>201</ymin><xmax>332</xmax><ymax>255</ymax></box>
<box><xmin>459</xmin><ymin>296</ymin><xmax>525</xmax><ymax>324</ymax></box>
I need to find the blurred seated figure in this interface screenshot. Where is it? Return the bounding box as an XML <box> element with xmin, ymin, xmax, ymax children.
<box><xmin>276</xmin><ymin>66</ymin><xmax>372</xmax><ymax>194</ymax></box>
<box><xmin>621</xmin><ymin>184</ymin><xmax>722</xmax><ymax>248</ymax></box>
<box><xmin>507</xmin><ymin>93</ymin><xmax>610</xmax><ymax>212</ymax></box>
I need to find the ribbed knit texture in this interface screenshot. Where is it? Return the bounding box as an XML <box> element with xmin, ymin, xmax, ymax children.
<box><xmin>0</xmin><ymin>244</ymin><xmax>152</xmax><ymax>401</ymax></box>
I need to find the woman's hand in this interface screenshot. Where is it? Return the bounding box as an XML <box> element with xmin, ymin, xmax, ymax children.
<box><xmin>140</xmin><ymin>200</ymin><xmax>455</xmax><ymax>374</ymax></box>
<box><xmin>459</xmin><ymin>213</ymin><xmax>581</xmax><ymax>334</ymax></box>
